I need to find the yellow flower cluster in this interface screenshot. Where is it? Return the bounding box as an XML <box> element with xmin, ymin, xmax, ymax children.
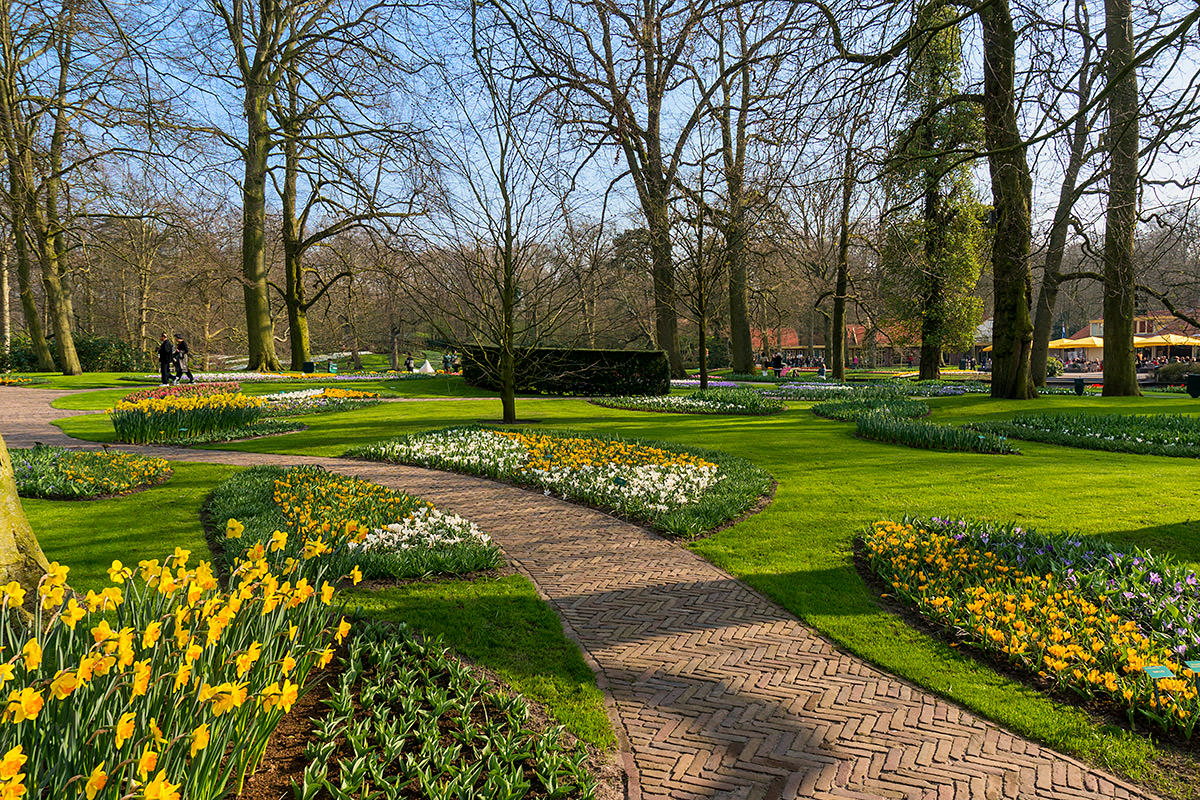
<box><xmin>864</xmin><ymin>521</ymin><xmax>1200</xmax><ymax>736</ymax></box>
<box><xmin>270</xmin><ymin>467</ymin><xmax>426</xmax><ymax>556</ymax></box>
<box><xmin>14</xmin><ymin>448</ymin><xmax>169</xmax><ymax>499</ymax></box>
<box><xmin>113</xmin><ymin>392</ymin><xmax>263</xmax><ymax>415</ymax></box>
<box><xmin>494</xmin><ymin>430</ymin><xmax>717</xmax><ymax>473</ymax></box>
<box><xmin>0</xmin><ymin>518</ymin><xmax>351</xmax><ymax>799</ymax></box>
<box><xmin>110</xmin><ymin>392</ymin><xmax>264</xmax><ymax>444</ymax></box>
<box><xmin>318</xmin><ymin>387</ymin><xmax>378</xmax><ymax>400</ymax></box>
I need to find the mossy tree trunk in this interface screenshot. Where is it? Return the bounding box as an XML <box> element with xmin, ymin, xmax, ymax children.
<box><xmin>0</xmin><ymin>434</ymin><xmax>50</xmax><ymax>623</ymax></box>
<box><xmin>979</xmin><ymin>0</ymin><xmax>1036</xmax><ymax>399</ymax></box>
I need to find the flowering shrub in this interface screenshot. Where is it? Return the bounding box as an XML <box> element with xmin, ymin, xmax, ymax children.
<box><xmin>595</xmin><ymin>386</ymin><xmax>784</xmax><ymax>415</ymax></box>
<box><xmin>207</xmin><ymin>465</ymin><xmax>500</xmax><ymax>579</ymax></box>
<box><xmin>971</xmin><ymin>412</ymin><xmax>1200</xmax><ymax>458</ymax></box>
<box><xmin>349</xmin><ymin>427</ymin><xmax>772</xmax><ymax>536</ymax></box>
<box><xmin>122</xmin><ymin>382</ymin><xmax>241</xmax><ymax>403</ymax></box>
<box><xmin>863</xmin><ymin>520</ymin><xmax>1200</xmax><ymax>737</ymax></box>
<box><xmin>0</xmin><ymin>513</ymin><xmax>353</xmax><ymax>800</ymax></box>
<box><xmin>259</xmin><ymin>387</ymin><xmax>380</xmax><ymax>416</ymax></box>
<box><xmin>110</xmin><ymin>393</ymin><xmax>264</xmax><ymax>444</ymax></box>
<box><xmin>298</xmin><ymin>622</ymin><xmax>596</xmax><ymax>799</ymax></box>
<box><xmin>11</xmin><ymin>446</ymin><xmax>169</xmax><ymax>499</ymax></box>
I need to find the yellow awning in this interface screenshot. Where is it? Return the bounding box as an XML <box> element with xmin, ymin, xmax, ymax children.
<box><xmin>1051</xmin><ymin>336</ymin><xmax>1103</xmax><ymax>349</ymax></box>
<box><xmin>1137</xmin><ymin>333</ymin><xmax>1200</xmax><ymax>346</ymax></box>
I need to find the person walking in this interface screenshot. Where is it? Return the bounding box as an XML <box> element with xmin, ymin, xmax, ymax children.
<box><xmin>157</xmin><ymin>333</ymin><xmax>175</xmax><ymax>386</ymax></box>
<box><xmin>173</xmin><ymin>334</ymin><xmax>194</xmax><ymax>384</ymax></box>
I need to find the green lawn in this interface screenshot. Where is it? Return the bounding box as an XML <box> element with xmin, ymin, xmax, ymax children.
<box><xmin>350</xmin><ymin>576</ymin><xmax>613</xmax><ymax>747</ymax></box>
<box><xmin>22</xmin><ymin>462</ymin><xmax>239</xmax><ymax>592</ymax></box>
<box><xmin>19</xmin><ymin>448</ymin><xmax>613</xmax><ymax>750</ymax></box>
<box><xmin>42</xmin><ymin>384</ymin><xmax>1200</xmax><ymax>794</ymax></box>
<box><xmin>45</xmin><ymin>376</ymin><xmax>493</xmax><ymax>411</ymax></box>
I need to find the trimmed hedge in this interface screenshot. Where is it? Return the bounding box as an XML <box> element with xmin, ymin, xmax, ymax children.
<box><xmin>461</xmin><ymin>346</ymin><xmax>670</xmax><ymax>396</ymax></box>
<box><xmin>1155</xmin><ymin>361</ymin><xmax>1200</xmax><ymax>384</ymax></box>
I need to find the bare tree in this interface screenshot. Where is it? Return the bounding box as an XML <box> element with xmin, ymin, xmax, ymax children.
<box><xmin>407</xmin><ymin>6</ymin><xmax>578</xmax><ymax>423</ymax></box>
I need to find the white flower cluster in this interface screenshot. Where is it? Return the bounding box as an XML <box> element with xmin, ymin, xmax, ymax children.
<box><xmin>369</xmin><ymin>428</ymin><xmax>722</xmax><ymax>514</ymax></box>
<box><xmin>527</xmin><ymin>460</ymin><xmax>720</xmax><ymax>514</ymax></box>
<box><xmin>352</xmin><ymin>506</ymin><xmax>492</xmax><ymax>552</ymax></box>
<box><xmin>599</xmin><ymin>395</ymin><xmax>753</xmax><ymax>414</ymax></box>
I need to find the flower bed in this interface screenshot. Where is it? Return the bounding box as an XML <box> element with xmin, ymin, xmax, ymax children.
<box><xmin>110</xmin><ymin>392</ymin><xmax>265</xmax><ymax>444</ymax></box>
<box><xmin>0</xmin><ymin>376</ymin><xmax>46</xmax><ymax>386</ymax></box>
<box><xmin>130</xmin><ymin>371</ymin><xmax>398</xmax><ymax>383</ymax></box>
<box><xmin>670</xmin><ymin>379</ymin><xmax>741</xmax><ymax>388</ymax></box>
<box><xmin>122</xmin><ymin>382</ymin><xmax>241</xmax><ymax>403</ymax></box>
<box><xmin>11</xmin><ymin>446</ymin><xmax>169</xmax><ymax>499</ymax></box>
<box><xmin>301</xmin><ymin>622</ymin><xmax>596</xmax><ymax>799</ymax></box>
<box><xmin>595</xmin><ymin>386</ymin><xmax>784</xmax><ymax>415</ymax></box>
<box><xmin>972</xmin><ymin>412</ymin><xmax>1200</xmax><ymax>458</ymax></box>
<box><xmin>206</xmin><ymin>465</ymin><xmax>500</xmax><ymax>579</ymax></box>
<box><xmin>862</xmin><ymin>519</ymin><xmax>1200</xmax><ymax>738</ymax></box>
<box><xmin>760</xmin><ymin>381</ymin><xmax>860</xmax><ymax>400</ymax></box>
<box><xmin>259</xmin><ymin>386</ymin><xmax>381</xmax><ymax>416</ymax></box>
<box><xmin>349</xmin><ymin>427</ymin><xmax>772</xmax><ymax>537</ymax></box>
<box><xmin>0</xmin><ymin>515</ymin><xmax>352</xmax><ymax>799</ymax></box>
<box><xmin>810</xmin><ymin>396</ymin><xmax>929</xmax><ymax>421</ymax></box>
<box><xmin>856</xmin><ymin>412</ymin><xmax>1018</xmax><ymax>454</ymax></box>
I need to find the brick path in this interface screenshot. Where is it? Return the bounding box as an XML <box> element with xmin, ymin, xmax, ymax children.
<box><xmin>0</xmin><ymin>388</ymin><xmax>1161</xmax><ymax>799</ymax></box>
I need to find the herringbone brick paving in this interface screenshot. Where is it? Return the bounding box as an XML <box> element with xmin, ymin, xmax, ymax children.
<box><xmin>0</xmin><ymin>388</ymin><xmax>1162</xmax><ymax>799</ymax></box>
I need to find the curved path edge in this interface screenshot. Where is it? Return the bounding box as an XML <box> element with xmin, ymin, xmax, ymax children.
<box><xmin>0</xmin><ymin>388</ymin><xmax>1163</xmax><ymax>800</ymax></box>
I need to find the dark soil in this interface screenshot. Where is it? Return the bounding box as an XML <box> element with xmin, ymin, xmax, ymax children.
<box><xmin>237</xmin><ymin>634</ymin><xmax>626</xmax><ymax>800</ymax></box>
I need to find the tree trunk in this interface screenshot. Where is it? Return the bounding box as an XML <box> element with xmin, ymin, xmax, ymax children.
<box><xmin>242</xmin><ymin>88</ymin><xmax>282</xmax><ymax>372</ymax></box>
<box><xmin>698</xmin><ymin>293</ymin><xmax>708</xmax><ymax>389</ymax></box>
<box><xmin>1101</xmin><ymin>0</ymin><xmax>1140</xmax><ymax>396</ymax></box>
<box><xmin>12</xmin><ymin>216</ymin><xmax>51</xmax><ymax>371</ymax></box>
<box><xmin>979</xmin><ymin>0</ymin><xmax>1035</xmax><ymax>399</ymax></box>
<box><xmin>0</xmin><ymin>433</ymin><xmax>50</xmax><ymax>623</ymax></box>
<box><xmin>645</xmin><ymin>197</ymin><xmax>684</xmax><ymax>377</ymax></box>
<box><xmin>727</xmin><ymin>216</ymin><xmax>753</xmax><ymax>374</ymax></box>
<box><xmin>832</xmin><ymin>141</ymin><xmax>854</xmax><ymax>381</ymax></box>
<box><xmin>1030</xmin><ymin>55</ymin><xmax>1093</xmax><ymax>386</ymax></box>
<box><xmin>0</xmin><ymin>241</ymin><xmax>8</xmax><ymax>353</ymax></box>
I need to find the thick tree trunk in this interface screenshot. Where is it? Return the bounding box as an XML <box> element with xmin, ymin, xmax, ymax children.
<box><xmin>242</xmin><ymin>89</ymin><xmax>282</xmax><ymax>372</ymax></box>
<box><xmin>12</xmin><ymin>217</ymin><xmax>51</xmax><ymax>371</ymax></box>
<box><xmin>727</xmin><ymin>217</ymin><xmax>753</xmax><ymax>374</ymax></box>
<box><xmin>0</xmin><ymin>433</ymin><xmax>50</xmax><ymax>623</ymax></box>
<box><xmin>979</xmin><ymin>0</ymin><xmax>1036</xmax><ymax>399</ymax></box>
<box><xmin>1101</xmin><ymin>0</ymin><xmax>1140</xmax><ymax>396</ymax></box>
<box><xmin>645</xmin><ymin>198</ymin><xmax>684</xmax><ymax>377</ymax></box>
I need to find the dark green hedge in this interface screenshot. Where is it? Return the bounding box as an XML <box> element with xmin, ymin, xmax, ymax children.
<box><xmin>1155</xmin><ymin>361</ymin><xmax>1200</xmax><ymax>384</ymax></box>
<box><xmin>461</xmin><ymin>346</ymin><xmax>670</xmax><ymax>396</ymax></box>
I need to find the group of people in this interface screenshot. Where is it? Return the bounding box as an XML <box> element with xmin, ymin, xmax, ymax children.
<box><xmin>157</xmin><ymin>333</ymin><xmax>194</xmax><ymax>386</ymax></box>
